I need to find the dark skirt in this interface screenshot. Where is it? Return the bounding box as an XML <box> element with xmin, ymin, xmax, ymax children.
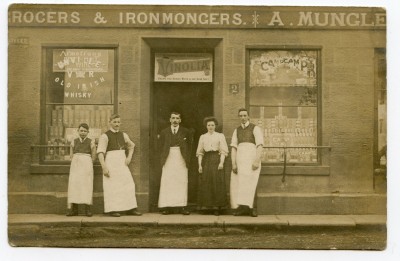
<box><xmin>198</xmin><ymin>151</ymin><xmax>227</xmax><ymax>208</ymax></box>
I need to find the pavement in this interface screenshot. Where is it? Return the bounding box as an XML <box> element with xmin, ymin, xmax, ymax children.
<box><xmin>8</xmin><ymin>213</ymin><xmax>386</xmax><ymax>229</ymax></box>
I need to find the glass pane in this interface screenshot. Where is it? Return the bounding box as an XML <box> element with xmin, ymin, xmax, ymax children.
<box><xmin>250</xmin><ymin>106</ymin><xmax>317</xmax><ymax>163</ymax></box>
<box><xmin>46</xmin><ymin>49</ymin><xmax>114</xmax><ymax>104</ymax></box>
<box><xmin>249</xmin><ymin>50</ymin><xmax>317</xmax><ymax>87</ymax></box>
<box><xmin>249</xmin><ymin>86</ymin><xmax>317</xmax><ymax>106</ymax></box>
<box><xmin>377</xmin><ymin>54</ymin><xmax>386</xmax><ymax>167</ymax></box>
<box><xmin>44</xmin><ymin>104</ymin><xmax>113</xmax><ymax>161</ymax></box>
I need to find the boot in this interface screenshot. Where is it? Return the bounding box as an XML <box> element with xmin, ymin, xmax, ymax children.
<box><xmin>126</xmin><ymin>208</ymin><xmax>142</xmax><ymax>216</ymax></box>
<box><xmin>66</xmin><ymin>203</ymin><xmax>78</xmax><ymax>216</ymax></box>
<box><xmin>234</xmin><ymin>205</ymin><xmax>249</xmax><ymax>216</ymax></box>
<box><xmin>85</xmin><ymin>204</ymin><xmax>93</xmax><ymax>217</ymax></box>
<box><xmin>250</xmin><ymin>208</ymin><xmax>258</xmax><ymax>217</ymax></box>
<box><xmin>181</xmin><ymin>207</ymin><xmax>190</xmax><ymax>215</ymax></box>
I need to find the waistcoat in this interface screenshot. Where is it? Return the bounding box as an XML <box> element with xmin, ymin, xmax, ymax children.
<box><xmin>73</xmin><ymin>138</ymin><xmax>92</xmax><ymax>154</ymax></box>
<box><xmin>105</xmin><ymin>130</ymin><xmax>126</xmax><ymax>152</ymax></box>
<box><xmin>237</xmin><ymin>123</ymin><xmax>256</xmax><ymax>145</ymax></box>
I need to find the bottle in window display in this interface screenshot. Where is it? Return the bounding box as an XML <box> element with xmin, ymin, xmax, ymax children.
<box><xmin>48</xmin><ymin>140</ymin><xmax>55</xmax><ymax>160</ymax></box>
<box><xmin>46</xmin><ymin>140</ymin><xmax>52</xmax><ymax>160</ymax></box>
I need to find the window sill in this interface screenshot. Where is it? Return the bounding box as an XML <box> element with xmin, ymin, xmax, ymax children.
<box><xmin>261</xmin><ymin>165</ymin><xmax>330</xmax><ymax>175</ymax></box>
<box><xmin>30</xmin><ymin>164</ymin><xmax>103</xmax><ymax>174</ymax></box>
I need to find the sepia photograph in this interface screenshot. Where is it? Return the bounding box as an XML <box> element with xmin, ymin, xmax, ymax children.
<box><xmin>3</xmin><ymin>0</ymin><xmax>400</xmax><ymax>260</ymax></box>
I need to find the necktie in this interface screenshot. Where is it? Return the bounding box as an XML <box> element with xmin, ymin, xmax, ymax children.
<box><xmin>173</xmin><ymin>128</ymin><xmax>176</xmax><ymax>134</ymax></box>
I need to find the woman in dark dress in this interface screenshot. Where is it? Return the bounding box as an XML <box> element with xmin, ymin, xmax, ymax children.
<box><xmin>196</xmin><ymin>117</ymin><xmax>229</xmax><ymax>215</ymax></box>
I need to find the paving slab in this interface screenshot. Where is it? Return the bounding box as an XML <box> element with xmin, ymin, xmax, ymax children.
<box><xmin>157</xmin><ymin>214</ymin><xmax>183</xmax><ymax>225</ymax></box>
<box><xmin>81</xmin><ymin>214</ymin><xmax>160</xmax><ymax>227</ymax></box>
<box><xmin>278</xmin><ymin>215</ymin><xmax>356</xmax><ymax>227</ymax></box>
<box><xmin>220</xmin><ymin>215</ymin><xmax>287</xmax><ymax>227</ymax></box>
<box><xmin>179</xmin><ymin>214</ymin><xmax>218</xmax><ymax>225</ymax></box>
<box><xmin>348</xmin><ymin>215</ymin><xmax>386</xmax><ymax>226</ymax></box>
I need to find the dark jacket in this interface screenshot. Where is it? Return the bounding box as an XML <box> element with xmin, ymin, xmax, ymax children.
<box><xmin>159</xmin><ymin>126</ymin><xmax>193</xmax><ymax>167</ymax></box>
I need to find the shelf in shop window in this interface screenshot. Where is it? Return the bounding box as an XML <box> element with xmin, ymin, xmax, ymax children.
<box><xmin>30</xmin><ymin>163</ymin><xmax>103</xmax><ymax>174</ymax></box>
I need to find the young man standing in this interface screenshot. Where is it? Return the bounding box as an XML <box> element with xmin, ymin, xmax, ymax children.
<box><xmin>158</xmin><ymin>112</ymin><xmax>193</xmax><ymax>215</ymax></box>
<box><xmin>230</xmin><ymin>108</ymin><xmax>264</xmax><ymax>217</ymax></box>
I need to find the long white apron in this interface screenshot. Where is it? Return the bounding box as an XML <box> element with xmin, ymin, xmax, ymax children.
<box><xmin>103</xmin><ymin>150</ymin><xmax>137</xmax><ymax>212</ymax></box>
<box><xmin>67</xmin><ymin>153</ymin><xmax>94</xmax><ymax>207</ymax></box>
<box><xmin>158</xmin><ymin>147</ymin><xmax>188</xmax><ymax>208</ymax></box>
<box><xmin>230</xmin><ymin>143</ymin><xmax>261</xmax><ymax>208</ymax></box>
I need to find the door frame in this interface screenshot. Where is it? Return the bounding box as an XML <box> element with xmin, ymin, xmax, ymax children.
<box><xmin>140</xmin><ymin>37</ymin><xmax>223</xmax><ymax>211</ymax></box>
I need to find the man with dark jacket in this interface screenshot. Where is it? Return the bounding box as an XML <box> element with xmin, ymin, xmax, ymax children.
<box><xmin>158</xmin><ymin>112</ymin><xmax>193</xmax><ymax>215</ymax></box>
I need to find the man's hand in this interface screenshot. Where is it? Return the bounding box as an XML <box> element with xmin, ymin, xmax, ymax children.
<box><xmin>232</xmin><ymin>163</ymin><xmax>238</xmax><ymax>174</ymax></box>
<box><xmin>252</xmin><ymin>161</ymin><xmax>260</xmax><ymax>170</ymax></box>
<box><xmin>125</xmin><ymin>157</ymin><xmax>132</xmax><ymax>166</ymax></box>
<box><xmin>103</xmin><ymin>166</ymin><xmax>110</xmax><ymax>178</ymax></box>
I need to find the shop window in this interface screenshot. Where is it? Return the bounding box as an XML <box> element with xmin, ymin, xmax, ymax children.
<box><xmin>40</xmin><ymin>47</ymin><xmax>116</xmax><ymax>163</ymax></box>
<box><xmin>248</xmin><ymin>49</ymin><xmax>320</xmax><ymax>164</ymax></box>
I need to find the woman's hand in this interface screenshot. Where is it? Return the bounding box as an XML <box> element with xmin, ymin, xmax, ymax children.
<box><xmin>218</xmin><ymin>162</ymin><xmax>224</xmax><ymax>170</ymax></box>
<box><xmin>198</xmin><ymin>166</ymin><xmax>203</xmax><ymax>174</ymax></box>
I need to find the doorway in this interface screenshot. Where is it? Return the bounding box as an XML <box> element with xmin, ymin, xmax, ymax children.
<box><xmin>150</xmin><ymin>82</ymin><xmax>214</xmax><ymax>211</ymax></box>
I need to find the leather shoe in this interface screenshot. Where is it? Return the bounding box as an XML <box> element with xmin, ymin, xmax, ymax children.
<box><xmin>250</xmin><ymin>208</ymin><xmax>258</xmax><ymax>217</ymax></box>
<box><xmin>161</xmin><ymin>209</ymin><xmax>171</xmax><ymax>215</ymax></box>
<box><xmin>66</xmin><ymin>209</ymin><xmax>78</xmax><ymax>216</ymax></box>
<box><xmin>233</xmin><ymin>207</ymin><xmax>248</xmax><ymax>216</ymax></box>
<box><xmin>109</xmin><ymin>212</ymin><xmax>120</xmax><ymax>217</ymax></box>
<box><xmin>126</xmin><ymin>208</ymin><xmax>142</xmax><ymax>216</ymax></box>
<box><xmin>66</xmin><ymin>204</ymin><xmax>78</xmax><ymax>216</ymax></box>
<box><xmin>85</xmin><ymin>205</ymin><xmax>93</xmax><ymax>217</ymax></box>
<box><xmin>182</xmin><ymin>208</ymin><xmax>190</xmax><ymax>215</ymax></box>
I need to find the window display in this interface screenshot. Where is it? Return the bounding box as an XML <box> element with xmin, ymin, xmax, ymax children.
<box><xmin>248</xmin><ymin>50</ymin><xmax>319</xmax><ymax>164</ymax></box>
<box><xmin>43</xmin><ymin>48</ymin><xmax>116</xmax><ymax>162</ymax></box>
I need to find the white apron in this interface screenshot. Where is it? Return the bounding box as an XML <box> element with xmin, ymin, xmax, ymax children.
<box><xmin>67</xmin><ymin>153</ymin><xmax>94</xmax><ymax>207</ymax></box>
<box><xmin>103</xmin><ymin>150</ymin><xmax>137</xmax><ymax>212</ymax></box>
<box><xmin>230</xmin><ymin>143</ymin><xmax>261</xmax><ymax>208</ymax></box>
<box><xmin>158</xmin><ymin>147</ymin><xmax>188</xmax><ymax>208</ymax></box>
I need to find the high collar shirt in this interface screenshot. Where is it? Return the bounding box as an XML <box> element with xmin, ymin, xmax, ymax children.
<box><xmin>171</xmin><ymin>125</ymin><xmax>180</xmax><ymax>134</ymax></box>
<box><xmin>196</xmin><ymin>131</ymin><xmax>229</xmax><ymax>157</ymax></box>
<box><xmin>241</xmin><ymin>121</ymin><xmax>250</xmax><ymax>129</ymax></box>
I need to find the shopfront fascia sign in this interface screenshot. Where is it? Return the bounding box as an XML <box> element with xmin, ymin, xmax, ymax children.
<box><xmin>155</xmin><ymin>53</ymin><xmax>212</xmax><ymax>82</ymax></box>
<box><xmin>8</xmin><ymin>5</ymin><xmax>386</xmax><ymax>30</ymax></box>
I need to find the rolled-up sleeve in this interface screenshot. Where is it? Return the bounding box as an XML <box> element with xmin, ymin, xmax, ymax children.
<box><xmin>97</xmin><ymin>134</ymin><xmax>108</xmax><ymax>155</ymax></box>
<box><xmin>196</xmin><ymin>134</ymin><xmax>205</xmax><ymax>157</ymax></box>
<box><xmin>230</xmin><ymin>129</ymin><xmax>238</xmax><ymax>149</ymax></box>
<box><xmin>253</xmin><ymin>126</ymin><xmax>264</xmax><ymax>147</ymax></box>
<box><xmin>123</xmin><ymin>133</ymin><xmax>135</xmax><ymax>150</ymax></box>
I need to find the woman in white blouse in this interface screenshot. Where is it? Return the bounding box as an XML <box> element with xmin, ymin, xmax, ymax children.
<box><xmin>196</xmin><ymin>117</ymin><xmax>229</xmax><ymax>215</ymax></box>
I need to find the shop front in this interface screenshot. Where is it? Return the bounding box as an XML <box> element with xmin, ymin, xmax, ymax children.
<box><xmin>8</xmin><ymin>5</ymin><xmax>386</xmax><ymax>215</ymax></box>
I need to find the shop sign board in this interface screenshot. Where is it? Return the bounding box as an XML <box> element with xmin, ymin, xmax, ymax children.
<box><xmin>154</xmin><ymin>53</ymin><xmax>212</xmax><ymax>82</ymax></box>
<box><xmin>8</xmin><ymin>5</ymin><xmax>386</xmax><ymax>30</ymax></box>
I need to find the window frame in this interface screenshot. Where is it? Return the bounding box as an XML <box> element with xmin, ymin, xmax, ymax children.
<box><xmin>245</xmin><ymin>45</ymin><xmax>323</xmax><ymax>169</ymax></box>
<box><xmin>373</xmin><ymin>48</ymin><xmax>386</xmax><ymax>171</ymax></box>
<box><xmin>39</xmin><ymin>44</ymin><xmax>119</xmax><ymax>166</ymax></box>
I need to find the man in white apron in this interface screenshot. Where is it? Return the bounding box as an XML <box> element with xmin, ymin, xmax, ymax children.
<box><xmin>97</xmin><ymin>114</ymin><xmax>142</xmax><ymax>217</ymax></box>
<box><xmin>230</xmin><ymin>108</ymin><xmax>264</xmax><ymax>217</ymax></box>
<box><xmin>158</xmin><ymin>112</ymin><xmax>193</xmax><ymax>215</ymax></box>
